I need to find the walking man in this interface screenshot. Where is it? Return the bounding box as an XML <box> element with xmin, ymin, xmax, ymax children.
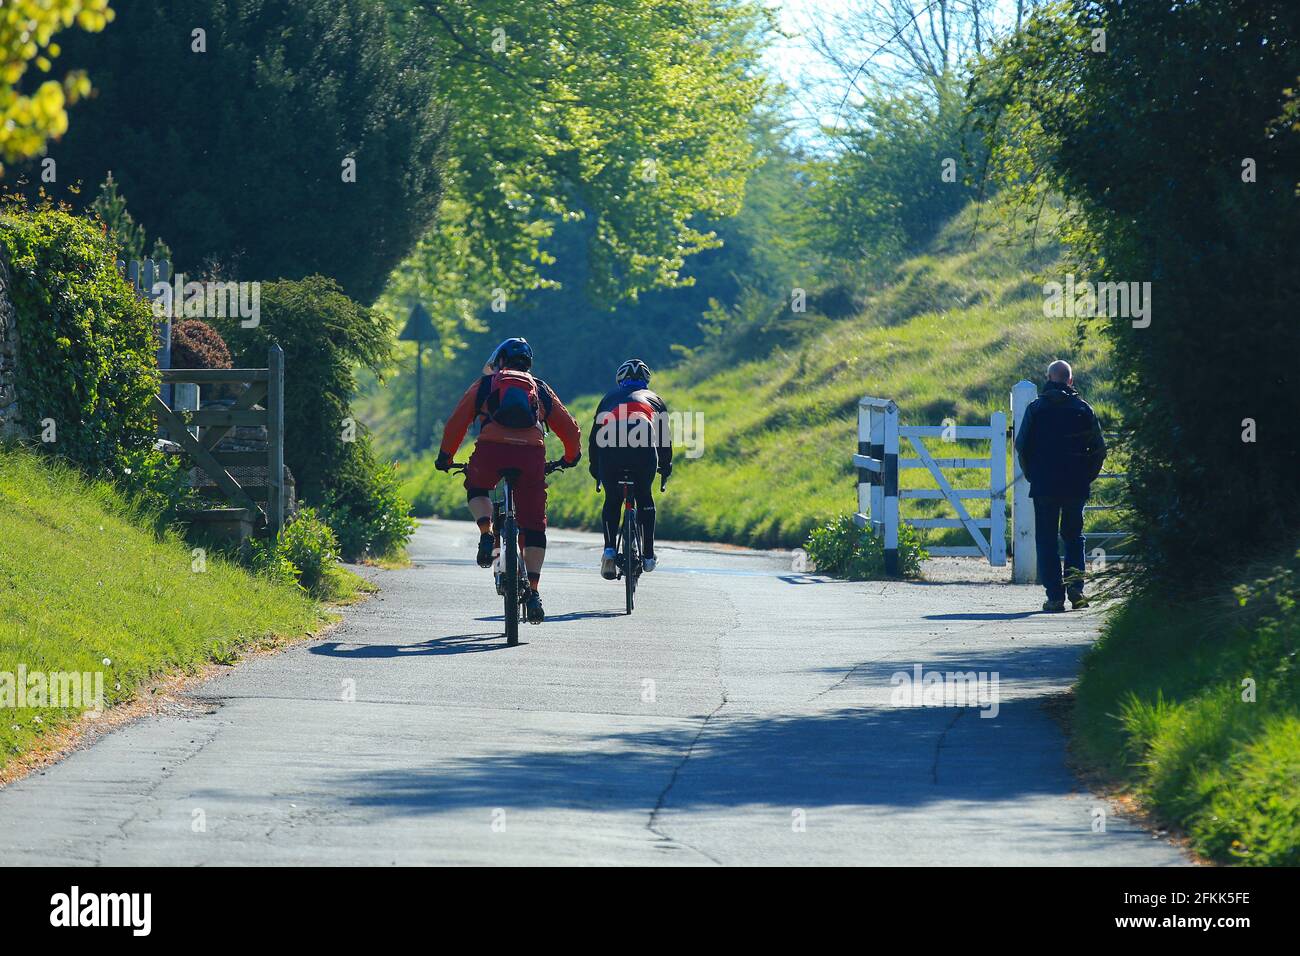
<box><xmin>1015</xmin><ymin>360</ymin><xmax>1107</xmax><ymax>612</ymax></box>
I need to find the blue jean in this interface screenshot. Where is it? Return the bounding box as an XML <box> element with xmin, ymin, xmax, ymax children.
<box><xmin>1033</xmin><ymin>496</ymin><xmax>1086</xmax><ymax>601</ymax></box>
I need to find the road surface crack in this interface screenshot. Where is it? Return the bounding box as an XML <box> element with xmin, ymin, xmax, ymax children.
<box><xmin>643</xmin><ymin>585</ymin><xmax>739</xmax><ymax>865</ymax></box>
<box><xmin>646</xmin><ymin>694</ymin><xmax>727</xmax><ymax>865</ymax></box>
<box><xmin>930</xmin><ymin>708</ymin><xmax>969</xmax><ymax>785</ymax></box>
<box><xmin>93</xmin><ymin>713</ymin><xmax>225</xmax><ymax>865</ymax></box>
<box><xmin>811</xmin><ymin>631</ymin><xmax>952</xmax><ymax>702</ymax></box>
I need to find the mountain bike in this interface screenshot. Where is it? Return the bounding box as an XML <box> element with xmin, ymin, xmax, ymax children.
<box><xmin>449</xmin><ymin>458</ymin><xmax>569</xmax><ymax>645</ymax></box>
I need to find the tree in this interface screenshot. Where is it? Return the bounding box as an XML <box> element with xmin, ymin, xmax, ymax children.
<box><xmin>809</xmin><ymin>76</ymin><xmax>980</xmax><ymax>273</ymax></box>
<box><xmin>0</xmin><ymin>1</ymin><xmax>114</xmax><ymax>172</ymax></box>
<box><xmin>38</xmin><ymin>0</ymin><xmax>449</xmax><ymax>304</ymax></box>
<box><xmin>87</xmin><ymin>173</ymin><xmax>170</xmax><ymax>263</ymax></box>
<box><xmin>380</xmin><ymin>0</ymin><xmax>772</xmax><ymax>319</ymax></box>
<box><xmin>970</xmin><ymin>0</ymin><xmax>1300</xmax><ymax>584</ymax></box>
<box><xmin>803</xmin><ymin>0</ymin><xmax>1044</xmax><ymax>122</ymax></box>
<box><xmin>362</xmin><ymin>110</ymin><xmax>821</xmax><ymax>456</ymax></box>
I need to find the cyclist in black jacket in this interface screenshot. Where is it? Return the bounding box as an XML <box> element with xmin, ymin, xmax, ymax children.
<box><xmin>588</xmin><ymin>359</ymin><xmax>673</xmax><ymax>579</ymax></box>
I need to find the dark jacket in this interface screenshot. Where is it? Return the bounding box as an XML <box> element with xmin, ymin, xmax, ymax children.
<box><xmin>587</xmin><ymin>382</ymin><xmax>672</xmax><ymax>477</ymax></box>
<box><xmin>1014</xmin><ymin>381</ymin><xmax>1106</xmax><ymax>500</ymax></box>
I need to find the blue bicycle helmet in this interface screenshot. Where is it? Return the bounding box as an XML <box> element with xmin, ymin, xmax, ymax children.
<box><xmin>487</xmin><ymin>337</ymin><xmax>533</xmax><ymax>372</ymax></box>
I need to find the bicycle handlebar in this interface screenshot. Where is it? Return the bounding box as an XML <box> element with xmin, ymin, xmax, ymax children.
<box><xmin>445</xmin><ymin>459</ymin><xmax>573</xmax><ymax>477</ymax></box>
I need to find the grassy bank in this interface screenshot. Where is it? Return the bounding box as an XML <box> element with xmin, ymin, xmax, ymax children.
<box><xmin>1075</xmin><ymin>549</ymin><xmax>1300</xmax><ymax>865</ymax></box>
<box><xmin>0</xmin><ymin>448</ymin><xmax>331</xmax><ymax>771</ymax></box>
<box><xmin>400</xmin><ymin>203</ymin><xmax>1121</xmax><ymax>549</ymax></box>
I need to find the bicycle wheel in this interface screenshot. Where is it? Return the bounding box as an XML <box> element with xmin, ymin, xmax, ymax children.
<box><xmin>623</xmin><ymin>507</ymin><xmax>636</xmax><ymax>615</ymax></box>
<box><xmin>503</xmin><ymin>511</ymin><xmax>520</xmax><ymax>645</ymax></box>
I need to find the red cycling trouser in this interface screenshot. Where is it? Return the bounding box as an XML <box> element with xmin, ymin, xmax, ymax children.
<box><xmin>464</xmin><ymin>441</ymin><xmax>547</xmax><ymax>532</ymax></box>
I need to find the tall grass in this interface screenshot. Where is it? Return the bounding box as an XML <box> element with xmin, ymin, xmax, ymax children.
<box><xmin>1074</xmin><ymin>546</ymin><xmax>1300</xmax><ymax>865</ymax></box>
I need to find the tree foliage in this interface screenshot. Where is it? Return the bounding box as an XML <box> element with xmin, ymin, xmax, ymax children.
<box><xmin>0</xmin><ymin>0</ymin><xmax>113</xmax><ymax>171</ymax></box>
<box><xmin>39</xmin><ymin>0</ymin><xmax>449</xmax><ymax>303</ymax></box>
<box><xmin>87</xmin><ymin>173</ymin><xmax>170</xmax><ymax>263</ymax></box>
<box><xmin>364</xmin><ymin>111</ymin><xmax>821</xmax><ymax>455</ymax></box>
<box><xmin>379</xmin><ymin>0</ymin><xmax>772</xmax><ymax>327</ymax></box>
<box><xmin>809</xmin><ymin>76</ymin><xmax>980</xmax><ymax>273</ymax></box>
<box><xmin>970</xmin><ymin>0</ymin><xmax>1300</xmax><ymax>584</ymax></box>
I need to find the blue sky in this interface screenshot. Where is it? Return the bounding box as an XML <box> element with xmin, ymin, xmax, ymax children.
<box><xmin>764</xmin><ymin>0</ymin><xmax>856</xmax><ymax>140</ymax></box>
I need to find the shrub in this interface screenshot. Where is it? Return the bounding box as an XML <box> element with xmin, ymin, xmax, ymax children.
<box><xmin>804</xmin><ymin>513</ymin><xmax>926</xmax><ymax>579</ymax></box>
<box><xmin>320</xmin><ymin>434</ymin><xmax>416</xmax><ymax>562</ymax></box>
<box><xmin>0</xmin><ymin>205</ymin><xmax>159</xmax><ymax>475</ymax></box>
<box><xmin>170</xmin><ymin>319</ymin><xmax>232</xmax><ymax>370</ymax></box>
<box><xmin>246</xmin><ymin>507</ymin><xmax>341</xmax><ymax>595</ymax></box>
<box><xmin>247</xmin><ymin>537</ymin><xmax>299</xmax><ymax>589</ymax></box>
<box><xmin>116</xmin><ymin>447</ymin><xmax>195</xmax><ymax>530</ymax></box>
<box><xmin>276</xmin><ymin>507</ymin><xmax>340</xmax><ymax>594</ymax></box>
<box><xmin>216</xmin><ymin>276</ymin><xmax>390</xmax><ymax>504</ymax></box>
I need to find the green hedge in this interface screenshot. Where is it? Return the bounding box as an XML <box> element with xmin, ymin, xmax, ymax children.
<box><xmin>1</xmin><ymin>206</ymin><xmax>159</xmax><ymax>475</ymax></box>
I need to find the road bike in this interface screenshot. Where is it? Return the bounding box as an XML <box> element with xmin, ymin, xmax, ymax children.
<box><xmin>600</xmin><ymin>469</ymin><xmax>667</xmax><ymax>616</ymax></box>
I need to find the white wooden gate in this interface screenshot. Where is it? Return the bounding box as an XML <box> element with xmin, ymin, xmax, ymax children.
<box><xmin>853</xmin><ymin>396</ymin><xmax>1007</xmax><ymax>571</ymax></box>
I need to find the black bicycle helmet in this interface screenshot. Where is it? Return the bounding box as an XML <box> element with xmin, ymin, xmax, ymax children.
<box><xmin>615</xmin><ymin>358</ymin><xmax>651</xmax><ymax>385</ymax></box>
<box><xmin>488</xmin><ymin>337</ymin><xmax>533</xmax><ymax>372</ymax></box>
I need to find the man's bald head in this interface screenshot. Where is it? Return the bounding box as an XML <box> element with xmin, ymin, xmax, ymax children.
<box><xmin>1047</xmin><ymin>360</ymin><xmax>1073</xmax><ymax>384</ymax></box>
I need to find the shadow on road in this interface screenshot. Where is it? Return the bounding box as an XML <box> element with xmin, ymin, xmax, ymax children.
<box><xmin>325</xmin><ymin>695</ymin><xmax>1080</xmax><ymax>817</ymax></box>
<box><xmin>923</xmin><ymin>611</ymin><xmax>1042</xmax><ymax>621</ymax></box>
<box><xmin>805</xmin><ymin>640</ymin><xmax>1086</xmax><ymax>694</ymax></box>
<box><xmin>475</xmin><ymin>609</ymin><xmax>626</xmax><ymax>624</ymax></box>
<box><xmin>311</xmin><ymin>633</ymin><xmax>510</xmax><ymax>657</ymax></box>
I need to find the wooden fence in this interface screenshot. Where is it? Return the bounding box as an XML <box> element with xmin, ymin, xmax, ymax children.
<box><xmin>155</xmin><ymin>345</ymin><xmax>286</xmax><ymax>536</ymax></box>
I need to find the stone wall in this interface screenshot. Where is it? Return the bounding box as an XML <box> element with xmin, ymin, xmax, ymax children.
<box><xmin>0</xmin><ymin>244</ymin><xmax>23</xmax><ymax>440</ymax></box>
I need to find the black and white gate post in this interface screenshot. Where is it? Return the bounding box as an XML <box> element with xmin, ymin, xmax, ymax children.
<box><xmin>853</xmin><ymin>396</ymin><xmax>901</xmax><ymax>576</ymax></box>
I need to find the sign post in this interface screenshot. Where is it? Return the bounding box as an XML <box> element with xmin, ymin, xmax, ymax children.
<box><xmin>398</xmin><ymin>302</ymin><xmax>436</xmax><ymax>451</ymax></box>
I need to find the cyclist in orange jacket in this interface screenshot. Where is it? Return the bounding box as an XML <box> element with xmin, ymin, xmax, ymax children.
<box><xmin>435</xmin><ymin>338</ymin><xmax>581</xmax><ymax>623</ymax></box>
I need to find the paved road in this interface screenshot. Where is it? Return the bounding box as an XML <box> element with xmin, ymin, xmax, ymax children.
<box><xmin>0</xmin><ymin>520</ymin><xmax>1185</xmax><ymax>865</ymax></box>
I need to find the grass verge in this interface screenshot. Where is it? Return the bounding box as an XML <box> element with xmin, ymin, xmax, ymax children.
<box><xmin>0</xmin><ymin>447</ymin><xmax>333</xmax><ymax>772</ymax></box>
<box><xmin>1074</xmin><ymin>546</ymin><xmax>1300</xmax><ymax>865</ymax></box>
